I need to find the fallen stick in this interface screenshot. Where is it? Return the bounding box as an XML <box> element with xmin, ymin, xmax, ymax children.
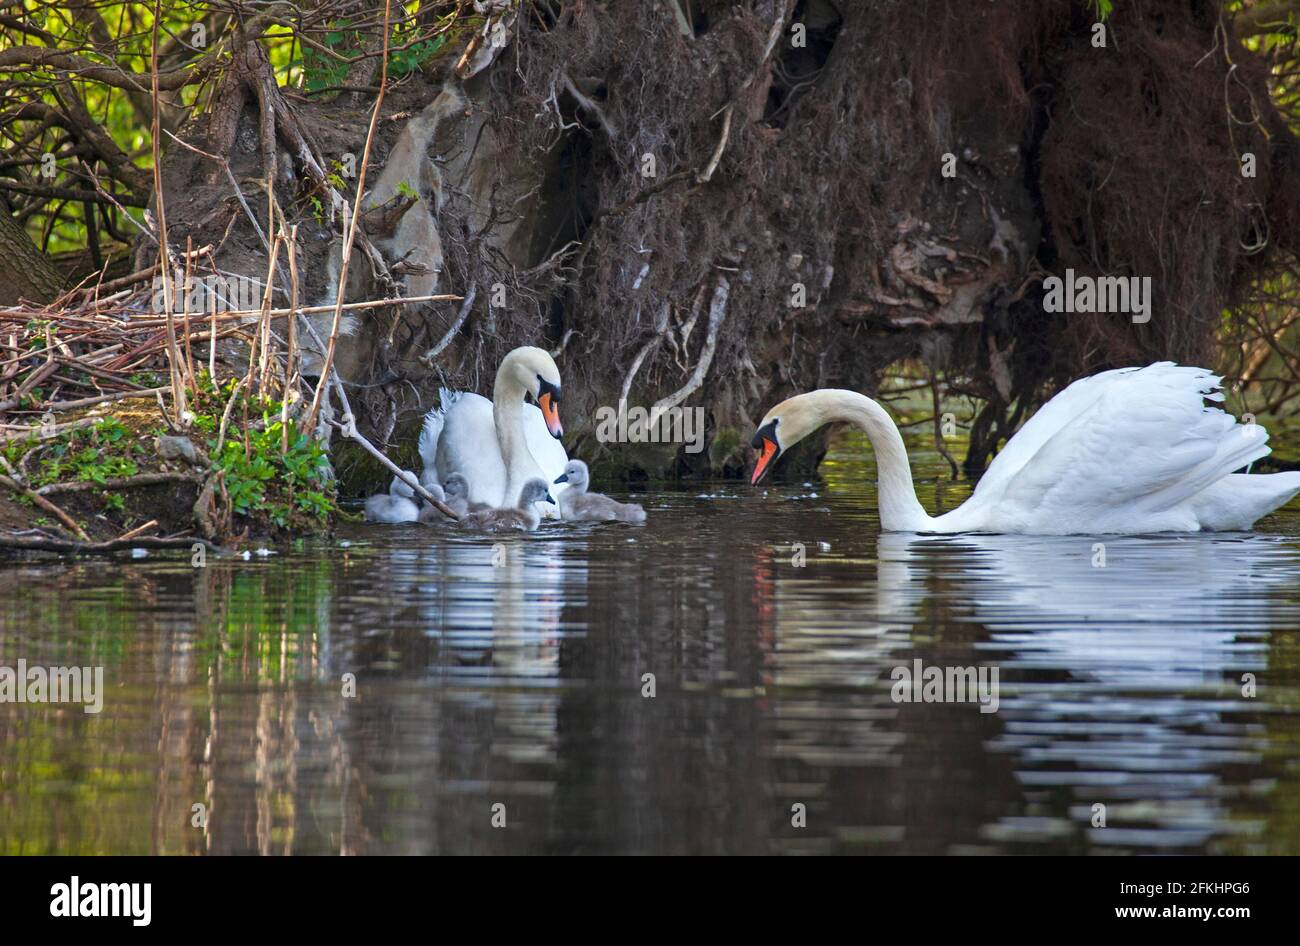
<box><xmin>35</xmin><ymin>386</ymin><xmax>170</xmax><ymax>413</ymax></box>
<box><xmin>328</xmin><ymin>415</ymin><xmax>459</xmax><ymax>520</ymax></box>
<box><xmin>125</xmin><ymin>293</ymin><xmax>462</xmax><ymax>327</ymax></box>
<box><xmin>38</xmin><ymin>472</ymin><xmax>200</xmax><ymax>495</ymax></box>
<box><xmin>0</xmin><ymin>474</ymin><xmax>90</xmax><ymax>541</ymax></box>
<box><xmin>115</xmin><ymin>519</ymin><xmax>158</xmax><ymax>541</ymax></box>
<box><xmin>0</xmin><ymin>416</ymin><xmax>103</xmax><ymax>442</ymax></box>
<box><xmin>0</xmin><ymin>358</ymin><xmax>57</xmax><ymax>413</ymax></box>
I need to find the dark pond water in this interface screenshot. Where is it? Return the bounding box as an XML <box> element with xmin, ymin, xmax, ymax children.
<box><xmin>2</xmin><ymin>433</ymin><xmax>1299</xmax><ymax>854</ymax></box>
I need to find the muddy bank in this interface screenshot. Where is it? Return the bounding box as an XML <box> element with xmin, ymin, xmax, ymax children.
<box><xmin>0</xmin><ymin>381</ymin><xmax>336</xmax><ymax>556</ymax></box>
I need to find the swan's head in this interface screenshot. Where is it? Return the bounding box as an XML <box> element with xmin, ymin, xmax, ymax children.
<box><xmin>554</xmin><ymin>459</ymin><xmax>589</xmax><ymax>489</ymax></box>
<box><xmin>501</xmin><ymin>346</ymin><xmax>564</xmax><ymax>439</ymax></box>
<box><xmin>518</xmin><ymin>478</ymin><xmax>556</xmax><ymax>509</ymax></box>
<box><xmin>444</xmin><ymin>473</ymin><xmax>469</xmax><ymax>500</ymax></box>
<box><xmin>749</xmin><ymin>391</ymin><xmax>828</xmax><ymax>485</ymax></box>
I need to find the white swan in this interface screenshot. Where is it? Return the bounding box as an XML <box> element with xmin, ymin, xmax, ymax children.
<box><xmin>750</xmin><ymin>362</ymin><xmax>1300</xmax><ymax>534</ymax></box>
<box><xmin>418</xmin><ymin>346</ymin><xmax>569</xmax><ymax>515</ymax></box>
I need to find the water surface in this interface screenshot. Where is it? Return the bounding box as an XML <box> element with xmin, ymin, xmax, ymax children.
<box><xmin>2</xmin><ymin>435</ymin><xmax>1299</xmax><ymax>854</ymax></box>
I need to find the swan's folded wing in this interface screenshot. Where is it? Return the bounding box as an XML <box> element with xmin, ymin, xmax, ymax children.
<box><xmin>971</xmin><ymin>363</ymin><xmax>1160</xmax><ymax>504</ymax></box>
<box><xmin>996</xmin><ymin>364</ymin><xmax>1270</xmax><ymax>519</ymax></box>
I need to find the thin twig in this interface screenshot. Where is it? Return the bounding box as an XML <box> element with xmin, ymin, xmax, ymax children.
<box><xmin>420</xmin><ymin>282</ymin><xmax>478</xmax><ymax>364</ymax></box>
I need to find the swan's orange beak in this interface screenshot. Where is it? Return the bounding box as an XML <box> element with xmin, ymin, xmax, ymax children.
<box><xmin>750</xmin><ymin>418</ymin><xmax>781</xmax><ymax>485</ymax></box>
<box><xmin>751</xmin><ymin>438</ymin><xmax>778</xmax><ymax>485</ymax></box>
<box><xmin>538</xmin><ymin>391</ymin><xmax>563</xmax><ymax>439</ymax></box>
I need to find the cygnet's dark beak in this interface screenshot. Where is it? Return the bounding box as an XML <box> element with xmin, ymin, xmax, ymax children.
<box><xmin>544</xmin><ymin>492</ymin><xmax>556</xmax><ymax>505</ymax></box>
<box><xmin>554</xmin><ymin>473</ymin><xmax>569</xmax><ymax>484</ymax></box>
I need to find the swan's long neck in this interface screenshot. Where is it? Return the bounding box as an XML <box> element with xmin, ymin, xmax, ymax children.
<box><xmin>492</xmin><ymin>366</ymin><xmax>538</xmax><ymax>506</ymax></box>
<box><xmin>817</xmin><ymin>390</ymin><xmax>932</xmax><ymax>531</ymax></box>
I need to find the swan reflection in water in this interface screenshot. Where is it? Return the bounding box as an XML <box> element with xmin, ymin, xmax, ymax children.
<box><xmin>201</xmin><ymin>522</ymin><xmax>1300</xmax><ymax>854</ymax></box>
<box><xmin>337</xmin><ymin>531</ymin><xmax>580</xmax><ymax>851</ymax></box>
<box><xmin>864</xmin><ymin>530</ymin><xmax>1300</xmax><ymax>850</ymax></box>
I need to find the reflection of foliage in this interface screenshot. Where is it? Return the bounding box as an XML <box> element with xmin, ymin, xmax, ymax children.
<box><xmin>0</xmin><ymin>551</ymin><xmax>340</xmax><ymax>854</ymax></box>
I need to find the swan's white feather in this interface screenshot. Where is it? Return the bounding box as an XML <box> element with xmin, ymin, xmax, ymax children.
<box><xmin>970</xmin><ymin>364</ymin><xmax>1152</xmax><ymax>505</ymax></box>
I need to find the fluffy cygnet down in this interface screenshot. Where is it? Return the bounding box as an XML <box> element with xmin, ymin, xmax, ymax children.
<box><xmin>458</xmin><ymin>478</ymin><xmax>554</xmax><ymax>532</ymax></box>
<box><xmin>554</xmin><ymin>460</ymin><xmax>646</xmax><ymax>523</ymax></box>
<box><xmin>364</xmin><ymin>471</ymin><xmax>422</xmax><ymax>523</ymax></box>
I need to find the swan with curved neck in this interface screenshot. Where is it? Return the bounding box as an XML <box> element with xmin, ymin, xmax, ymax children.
<box><xmin>750</xmin><ymin>363</ymin><xmax>1300</xmax><ymax>535</ymax></box>
<box><xmin>420</xmin><ymin>346</ymin><xmax>569</xmax><ymax>511</ymax></box>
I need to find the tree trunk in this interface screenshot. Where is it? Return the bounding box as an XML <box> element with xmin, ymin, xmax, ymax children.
<box><xmin>0</xmin><ymin>209</ymin><xmax>64</xmax><ymax>305</ymax></box>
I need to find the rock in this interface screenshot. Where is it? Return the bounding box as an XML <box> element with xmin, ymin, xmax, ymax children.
<box><xmin>157</xmin><ymin>435</ymin><xmax>199</xmax><ymax>465</ymax></box>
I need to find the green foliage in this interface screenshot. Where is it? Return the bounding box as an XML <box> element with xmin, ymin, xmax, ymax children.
<box><xmin>1090</xmin><ymin>0</ymin><xmax>1114</xmax><ymax>20</ymax></box>
<box><xmin>301</xmin><ymin>20</ymin><xmax>363</xmax><ymax>94</ymax></box>
<box><xmin>4</xmin><ymin>373</ymin><xmax>337</xmax><ymax>535</ymax></box>
<box><xmin>30</xmin><ymin>418</ymin><xmax>144</xmax><ymax>487</ymax></box>
<box><xmin>207</xmin><ymin>389</ymin><xmax>336</xmax><ymax>529</ymax></box>
<box><xmin>299</xmin><ymin>16</ymin><xmax>449</xmax><ymax>92</ymax></box>
<box><xmin>128</xmin><ymin>371</ymin><xmax>162</xmax><ymax>388</ymax></box>
<box><xmin>390</xmin><ymin>35</ymin><xmax>447</xmax><ymax>79</ymax></box>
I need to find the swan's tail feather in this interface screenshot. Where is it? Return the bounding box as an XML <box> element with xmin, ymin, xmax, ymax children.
<box><xmin>1192</xmin><ymin>471</ymin><xmax>1300</xmax><ymax>530</ymax></box>
<box><xmin>1151</xmin><ymin>412</ymin><xmax>1272</xmax><ymax>512</ymax></box>
<box><xmin>418</xmin><ymin>387</ymin><xmax>462</xmax><ymax>483</ymax></box>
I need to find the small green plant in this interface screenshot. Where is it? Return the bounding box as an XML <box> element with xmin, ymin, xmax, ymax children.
<box><xmin>32</xmin><ymin>417</ymin><xmax>144</xmax><ymax>487</ymax></box>
<box><xmin>390</xmin><ymin>35</ymin><xmax>447</xmax><ymax>78</ymax></box>
<box><xmin>209</xmin><ymin>398</ymin><xmax>336</xmax><ymax>529</ymax></box>
<box><xmin>128</xmin><ymin>370</ymin><xmax>162</xmax><ymax>388</ymax></box>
